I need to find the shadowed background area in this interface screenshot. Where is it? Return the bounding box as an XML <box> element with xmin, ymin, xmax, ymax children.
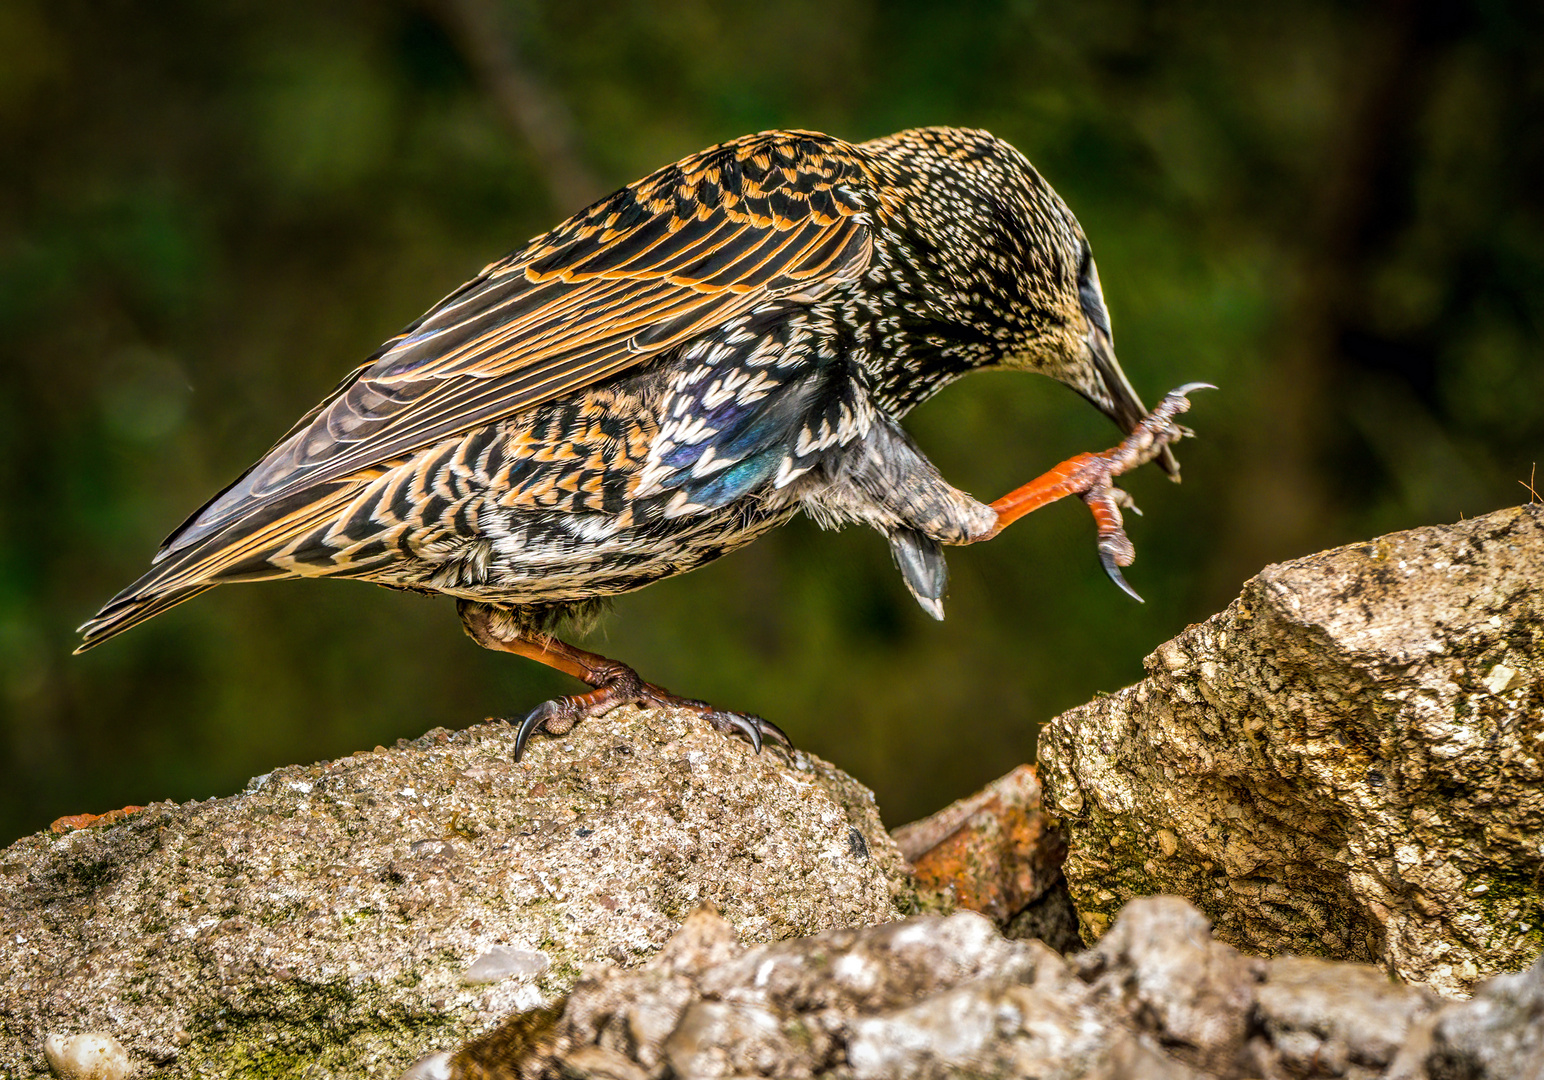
<box><xmin>2</xmin><ymin>0</ymin><xmax>1541</xmax><ymax>844</ymax></box>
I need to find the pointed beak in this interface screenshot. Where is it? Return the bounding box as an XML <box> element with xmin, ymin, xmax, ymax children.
<box><xmin>1085</xmin><ymin>326</ymin><xmax>1181</xmax><ymax>480</ymax></box>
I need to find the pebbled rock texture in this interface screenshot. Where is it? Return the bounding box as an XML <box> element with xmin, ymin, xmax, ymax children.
<box><xmin>426</xmin><ymin>894</ymin><xmax>1544</xmax><ymax>1080</ymax></box>
<box><xmin>1039</xmin><ymin>504</ymin><xmax>1544</xmax><ymax>995</ymax></box>
<box><xmin>0</xmin><ymin>706</ymin><xmax>911</xmax><ymax>1080</ymax></box>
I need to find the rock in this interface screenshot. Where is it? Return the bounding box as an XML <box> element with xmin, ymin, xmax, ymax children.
<box><xmin>0</xmin><ymin>706</ymin><xmax>912</xmax><ymax>1080</ymax></box>
<box><xmin>41</xmin><ymin>1033</ymin><xmax>129</xmax><ymax>1080</ymax></box>
<box><xmin>1073</xmin><ymin>895</ymin><xmax>1264</xmax><ymax>1077</ymax></box>
<box><xmin>445</xmin><ymin>901</ymin><xmax>1175</xmax><ymax>1080</ymax></box>
<box><xmin>440</xmin><ymin>895</ymin><xmax>1544</xmax><ymax>1080</ymax></box>
<box><xmin>463</xmin><ymin>947</ymin><xmax>550</xmax><ymax>985</ymax></box>
<box><xmin>1251</xmin><ymin>956</ymin><xmax>1439</xmax><ymax>1077</ymax></box>
<box><xmin>1039</xmin><ymin>504</ymin><xmax>1544</xmax><ymax>995</ymax></box>
<box><xmin>1389</xmin><ymin>953</ymin><xmax>1544</xmax><ymax>1080</ymax></box>
<box><xmin>891</xmin><ymin>764</ymin><xmax>1068</xmax><ymax>929</ymax></box>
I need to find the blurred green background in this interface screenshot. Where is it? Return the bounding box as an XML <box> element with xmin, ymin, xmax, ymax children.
<box><xmin>2</xmin><ymin>0</ymin><xmax>1541</xmax><ymax>845</ymax></box>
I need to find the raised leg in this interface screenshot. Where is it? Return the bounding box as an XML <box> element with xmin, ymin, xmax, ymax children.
<box><xmin>967</xmin><ymin>383</ymin><xmax>1212</xmax><ymax>600</ymax></box>
<box><xmin>458</xmin><ymin>601</ymin><xmax>791</xmax><ymax>760</ymax></box>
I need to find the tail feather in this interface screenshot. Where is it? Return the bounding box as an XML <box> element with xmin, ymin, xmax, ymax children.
<box><xmin>76</xmin><ymin>482</ymin><xmax>361</xmax><ymax>653</ymax></box>
<box><xmin>75</xmin><ymin>582</ymin><xmax>221</xmax><ymax>653</ymax></box>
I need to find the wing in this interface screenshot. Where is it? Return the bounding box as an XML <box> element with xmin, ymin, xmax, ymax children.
<box><xmin>631</xmin><ymin>302</ymin><xmax>877</xmax><ymax>515</ymax></box>
<box><xmin>159</xmin><ymin>130</ymin><xmax>876</xmax><ymax>560</ymax></box>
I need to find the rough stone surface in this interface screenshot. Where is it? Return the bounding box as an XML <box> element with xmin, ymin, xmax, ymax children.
<box><xmin>1073</xmin><ymin>894</ymin><xmax>1264</xmax><ymax>1077</ymax></box>
<box><xmin>434</xmin><ymin>895</ymin><xmax>1544</xmax><ymax>1080</ymax></box>
<box><xmin>1039</xmin><ymin>504</ymin><xmax>1544</xmax><ymax>995</ymax></box>
<box><xmin>891</xmin><ymin>764</ymin><xmax>1067</xmax><ymax>929</ymax></box>
<box><xmin>441</xmin><ymin>900</ymin><xmax>1193</xmax><ymax>1080</ymax></box>
<box><xmin>1389</xmin><ymin>951</ymin><xmax>1544</xmax><ymax>1080</ymax></box>
<box><xmin>0</xmin><ymin>706</ymin><xmax>911</xmax><ymax>1079</ymax></box>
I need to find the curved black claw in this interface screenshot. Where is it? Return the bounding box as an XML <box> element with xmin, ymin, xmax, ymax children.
<box><xmin>736</xmin><ymin>712</ymin><xmax>792</xmax><ymax>753</ymax></box>
<box><xmin>755</xmin><ymin>715</ymin><xmax>794</xmax><ymax>749</ymax></box>
<box><xmin>638</xmin><ymin>685</ymin><xmax>793</xmax><ymax>755</ymax></box>
<box><xmin>510</xmin><ymin>675</ymin><xmax>792</xmax><ymax>760</ymax></box>
<box><xmin>1099</xmin><ymin>541</ymin><xmax>1145</xmax><ymax>603</ymax></box>
<box><xmin>513</xmin><ymin>699</ymin><xmax>565</xmax><ymax>762</ymax></box>
<box><xmin>726</xmin><ymin>712</ymin><xmax>763</xmax><ymax>754</ymax></box>
<box><xmin>695</xmin><ymin>705</ymin><xmax>794</xmax><ymax>755</ymax></box>
<box><xmin>1170</xmin><ymin>381</ymin><xmax>1218</xmax><ymax>398</ymax></box>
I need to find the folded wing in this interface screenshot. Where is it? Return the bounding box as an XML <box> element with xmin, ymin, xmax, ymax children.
<box><xmin>162</xmin><ymin>130</ymin><xmax>875</xmax><ymax>560</ymax></box>
<box><xmin>79</xmin><ymin>131</ymin><xmax>876</xmax><ymax>650</ymax></box>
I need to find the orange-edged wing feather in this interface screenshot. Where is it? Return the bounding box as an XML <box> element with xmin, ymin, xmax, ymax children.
<box><xmin>159</xmin><ymin>130</ymin><xmax>876</xmax><ymax>560</ymax></box>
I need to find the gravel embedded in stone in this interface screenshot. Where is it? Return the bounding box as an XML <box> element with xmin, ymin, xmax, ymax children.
<box><xmin>463</xmin><ymin>947</ymin><xmax>549</xmax><ymax>985</ymax></box>
<box><xmin>0</xmin><ymin>706</ymin><xmax>912</xmax><ymax>1079</ymax></box>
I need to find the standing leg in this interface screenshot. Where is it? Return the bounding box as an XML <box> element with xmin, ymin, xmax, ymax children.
<box><xmin>458</xmin><ymin>601</ymin><xmax>790</xmax><ymax>760</ymax></box>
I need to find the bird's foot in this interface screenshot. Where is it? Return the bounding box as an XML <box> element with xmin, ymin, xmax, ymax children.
<box><xmin>982</xmin><ymin>383</ymin><xmax>1213</xmax><ymax>601</ymax></box>
<box><xmin>1075</xmin><ymin>383</ymin><xmax>1212</xmax><ymax>600</ymax></box>
<box><xmin>638</xmin><ymin>686</ymin><xmax>793</xmax><ymax>755</ymax></box>
<box><xmin>511</xmin><ymin>662</ymin><xmax>791</xmax><ymax>761</ymax></box>
<box><xmin>1091</xmin><ymin>382</ymin><xmax>1213</xmax><ymax>481</ymax></box>
<box><xmin>512</xmin><ymin>659</ymin><xmax>646</xmax><ymax>761</ymax></box>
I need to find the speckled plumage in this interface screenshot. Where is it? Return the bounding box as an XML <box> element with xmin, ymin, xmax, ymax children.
<box><xmin>80</xmin><ymin>127</ymin><xmax>1197</xmax><ymax>751</ymax></box>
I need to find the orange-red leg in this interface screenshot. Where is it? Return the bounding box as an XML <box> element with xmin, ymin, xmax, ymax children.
<box><xmin>458</xmin><ymin>601</ymin><xmax>790</xmax><ymax>760</ymax></box>
<box><xmin>969</xmin><ymin>383</ymin><xmax>1212</xmax><ymax>600</ymax></box>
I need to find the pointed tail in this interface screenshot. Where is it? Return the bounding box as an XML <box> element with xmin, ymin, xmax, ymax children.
<box><xmin>75</xmin><ymin>482</ymin><xmax>360</xmax><ymax>653</ymax></box>
<box><xmin>75</xmin><ymin>582</ymin><xmax>221</xmax><ymax>653</ymax></box>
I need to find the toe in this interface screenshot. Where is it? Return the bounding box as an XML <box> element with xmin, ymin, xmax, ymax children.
<box><xmin>513</xmin><ymin>700</ymin><xmax>566</xmax><ymax>761</ymax></box>
<box><xmin>1099</xmin><ymin>542</ymin><xmax>1144</xmax><ymax>603</ymax></box>
<box><xmin>709</xmin><ymin>710</ymin><xmax>796</xmax><ymax>754</ymax></box>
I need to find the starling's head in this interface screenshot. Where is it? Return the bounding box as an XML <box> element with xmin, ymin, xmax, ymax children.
<box><xmin>863</xmin><ymin>127</ymin><xmax>1178</xmax><ymax>476</ymax></box>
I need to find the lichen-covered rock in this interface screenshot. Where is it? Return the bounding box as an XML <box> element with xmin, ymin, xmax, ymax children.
<box><xmin>437</xmin><ymin>895</ymin><xmax>1539</xmax><ymax>1080</ymax></box>
<box><xmin>1039</xmin><ymin>504</ymin><xmax>1544</xmax><ymax>995</ymax></box>
<box><xmin>0</xmin><ymin>706</ymin><xmax>912</xmax><ymax>1079</ymax></box>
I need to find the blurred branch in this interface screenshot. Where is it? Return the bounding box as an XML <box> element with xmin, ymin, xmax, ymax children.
<box><xmin>425</xmin><ymin>0</ymin><xmax>604</xmax><ymax>214</ymax></box>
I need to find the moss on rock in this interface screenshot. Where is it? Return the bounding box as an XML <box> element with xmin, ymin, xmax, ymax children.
<box><xmin>0</xmin><ymin>707</ymin><xmax>914</xmax><ymax>1078</ymax></box>
<box><xmin>1040</xmin><ymin>505</ymin><xmax>1544</xmax><ymax>995</ymax></box>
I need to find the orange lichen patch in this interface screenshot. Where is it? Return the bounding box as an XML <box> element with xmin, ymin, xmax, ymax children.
<box><xmin>50</xmin><ymin>805</ymin><xmax>146</xmax><ymax>834</ymax></box>
<box><xmin>891</xmin><ymin>765</ymin><xmax>1066</xmax><ymax>926</ymax></box>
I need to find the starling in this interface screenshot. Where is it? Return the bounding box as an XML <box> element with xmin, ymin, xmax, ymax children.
<box><xmin>78</xmin><ymin>127</ymin><xmax>1206</xmax><ymax>758</ymax></box>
